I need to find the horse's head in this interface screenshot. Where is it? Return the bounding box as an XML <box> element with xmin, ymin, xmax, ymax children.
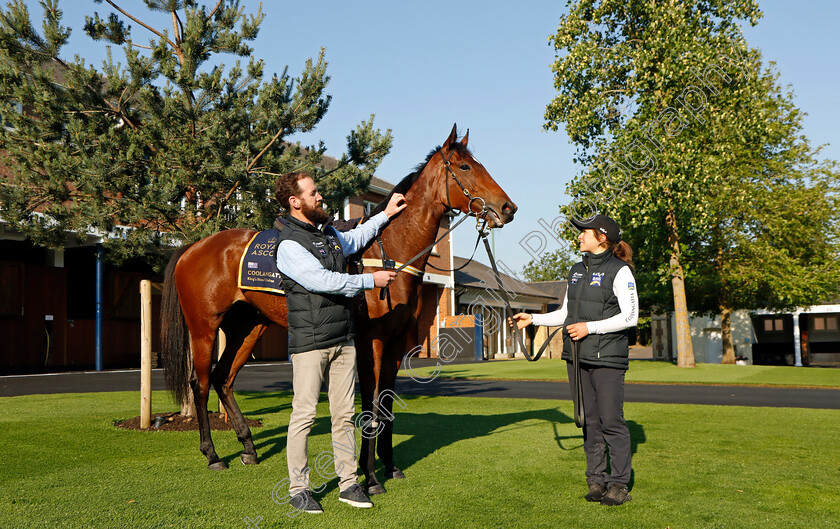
<box><xmin>433</xmin><ymin>124</ymin><xmax>517</xmax><ymax>228</ymax></box>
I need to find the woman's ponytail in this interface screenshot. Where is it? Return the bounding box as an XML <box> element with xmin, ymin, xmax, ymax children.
<box><xmin>611</xmin><ymin>241</ymin><xmax>634</xmax><ymax>268</ymax></box>
<box><xmin>592</xmin><ymin>227</ymin><xmax>634</xmax><ymax>268</ymax></box>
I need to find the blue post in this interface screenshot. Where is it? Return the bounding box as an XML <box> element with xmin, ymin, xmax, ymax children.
<box><xmin>474</xmin><ymin>313</ymin><xmax>484</xmax><ymax>361</ymax></box>
<box><xmin>95</xmin><ymin>243</ymin><xmax>103</xmax><ymax>371</ymax></box>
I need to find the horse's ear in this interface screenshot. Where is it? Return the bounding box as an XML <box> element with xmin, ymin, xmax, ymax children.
<box><xmin>460</xmin><ymin>129</ymin><xmax>469</xmax><ymax>146</ymax></box>
<box><xmin>443</xmin><ymin>123</ymin><xmax>458</xmax><ymax>149</ymax></box>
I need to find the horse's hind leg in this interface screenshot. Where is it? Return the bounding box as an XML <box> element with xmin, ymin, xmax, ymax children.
<box><xmin>189</xmin><ymin>326</ymin><xmax>227</xmax><ymax>470</ymax></box>
<box><xmin>213</xmin><ymin>311</ymin><xmax>267</xmax><ymax>466</ymax></box>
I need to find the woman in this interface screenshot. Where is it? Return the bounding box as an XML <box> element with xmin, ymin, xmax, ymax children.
<box><xmin>511</xmin><ymin>214</ymin><xmax>638</xmax><ymax>506</ymax></box>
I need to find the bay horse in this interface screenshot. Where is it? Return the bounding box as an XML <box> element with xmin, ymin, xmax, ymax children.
<box><xmin>160</xmin><ymin>124</ymin><xmax>517</xmax><ymax>492</ymax></box>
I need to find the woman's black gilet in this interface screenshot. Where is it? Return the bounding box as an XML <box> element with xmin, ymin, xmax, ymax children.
<box><xmin>561</xmin><ymin>251</ymin><xmax>632</xmax><ymax>369</ymax></box>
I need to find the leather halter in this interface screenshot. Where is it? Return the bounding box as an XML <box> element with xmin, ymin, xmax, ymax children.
<box><xmin>439</xmin><ymin>147</ymin><xmax>487</xmax><ymax>219</ymax></box>
<box><xmin>370</xmin><ymin>147</ymin><xmax>495</xmax><ymax>279</ymax></box>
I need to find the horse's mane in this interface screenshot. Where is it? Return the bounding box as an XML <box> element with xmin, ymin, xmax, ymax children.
<box><xmin>369</xmin><ymin>141</ymin><xmax>471</xmax><ymax>216</ymax></box>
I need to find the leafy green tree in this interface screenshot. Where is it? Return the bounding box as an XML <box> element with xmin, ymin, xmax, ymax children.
<box><xmin>521</xmin><ymin>248</ymin><xmax>576</xmax><ymax>282</ymax></box>
<box><xmin>685</xmin><ymin>139</ymin><xmax>839</xmax><ymax>363</ymax></box>
<box><xmin>543</xmin><ymin>0</ymin><xmax>839</xmax><ymax>367</ymax></box>
<box><xmin>0</xmin><ymin>0</ymin><xmax>392</xmax><ymax>268</ymax></box>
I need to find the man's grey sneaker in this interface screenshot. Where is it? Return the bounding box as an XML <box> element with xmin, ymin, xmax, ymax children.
<box><xmin>339</xmin><ymin>484</ymin><xmax>374</xmax><ymax>508</ymax></box>
<box><xmin>289</xmin><ymin>490</ymin><xmax>323</xmax><ymax>514</ymax></box>
<box><xmin>600</xmin><ymin>483</ymin><xmax>631</xmax><ymax>506</ymax></box>
<box><xmin>585</xmin><ymin>481</ymin><xmax>606</xmax><ymax>502</ymax></box>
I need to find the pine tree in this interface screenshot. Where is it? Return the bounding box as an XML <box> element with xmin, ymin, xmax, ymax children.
<box><xmin>0</xmin><ymin>0</ymin><xmax>392</xmax><ymax>268</ymax></box>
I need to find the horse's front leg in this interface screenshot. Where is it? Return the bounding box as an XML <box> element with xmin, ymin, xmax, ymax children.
<box><xmin>377</xmin><ymin>404</ymin><xmax>404</xmax><ymax>480</ymax></box>
<box><xmin>359</xmin><ymin>390</ymin><xmax>387</xmax><ymax>495</ymax></box>
<box><xmin>378</xmin><ymin>352</ymin><xmax>406</xmax><ymax>481</ymax></box>
<box><xmin>359</xmin><ymin>338</ymin><xmax>387</xmax><ymax>495</ymax></box>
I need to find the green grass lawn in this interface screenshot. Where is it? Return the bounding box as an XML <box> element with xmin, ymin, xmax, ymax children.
<box><xmin>400</xmin><ymin>358</ymin><xmax>840</xmax><ymax>388</ymax></box>
<box><xmin>1</xmin><ymin>390</ymin><xmax>839</xmax><ymax>528</ymax></box>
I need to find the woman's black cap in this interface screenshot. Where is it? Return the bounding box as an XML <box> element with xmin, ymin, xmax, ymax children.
<box><xmin>570</xmin><ymin>214</ymin><xmax>621</xmax><ymax>243</ymax></box>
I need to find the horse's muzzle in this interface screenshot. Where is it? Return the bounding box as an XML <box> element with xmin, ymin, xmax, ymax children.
<box><xmin>485</xmin><ymin>201</ymin><xmax>516</xmax><ymax>227</ymax></box>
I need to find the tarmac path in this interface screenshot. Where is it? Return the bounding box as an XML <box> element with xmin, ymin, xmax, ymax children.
<box><xmin>2</xmin><ymin>361</ymin><xmax>839</xmax><ymax>409</ymax></box>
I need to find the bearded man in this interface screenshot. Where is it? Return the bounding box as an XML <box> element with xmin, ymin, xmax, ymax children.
<box><xmin>273</xmin><ymin>171</ymin><xmax>406</xmax><ymax>514</ymax></box>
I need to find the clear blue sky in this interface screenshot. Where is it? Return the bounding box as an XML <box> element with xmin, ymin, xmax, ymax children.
<box><xmin>32</xmin><ymin>0</ymin><xmax>840</xmax><ymax>273</ymax></box>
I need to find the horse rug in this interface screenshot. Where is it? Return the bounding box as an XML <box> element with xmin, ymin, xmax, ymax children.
<box><xmin>238</xmin><ymin>217</ymin><xmax>366</xmax><ymax>295</ymax></box>
<box><xmin>238</xmin><ymin>229</ymin><xmax>285</xmax><ymax>295</ymax></box>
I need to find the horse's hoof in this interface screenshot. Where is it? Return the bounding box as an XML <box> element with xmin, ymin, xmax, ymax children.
<box><xmin>366</xmin><ymin>483</ymin><xmax>387</xmax><ymax>495</ymax></box>
<box><xmin>385</xmin><ymin>469</ymin><xmax>406</xmax><ymax>480</ymax></box>
<box><xmin>208</xmin><ymin>461</ymin><xmax>228</xmax><ymax>471</ymax></box>
<box><xmin>240</xmin><ymin>454</ymin><xmax>259</xmax><ymax>465</ymax></box>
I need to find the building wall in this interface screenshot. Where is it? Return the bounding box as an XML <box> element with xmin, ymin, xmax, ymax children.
<box><xmin>0</xmin><ymin>251</ymin><xmax>163</xmax><ymax>371</ymax></box>
<box><xmin>660</xmin><ymin>311</ymin><xmax>757</xmax><ymax>364</ymax></box>
<box><xmin>532</xmin><ymin>325</ymin><xmax>564</xmax><ymax>359</ymax></box>
<box><xmin>658</xmin><ymin>307</ymin><xmax>840</xmax><ymax>366</ymax></box>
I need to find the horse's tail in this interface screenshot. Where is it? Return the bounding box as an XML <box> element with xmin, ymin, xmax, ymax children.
<box><xmin>160</xmin><ymin>244</ymin><xmax>194</xmax><ymax>406</ymax></box>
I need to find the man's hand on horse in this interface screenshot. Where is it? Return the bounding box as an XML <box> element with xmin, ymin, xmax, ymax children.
<box><xmin>372</xmin><ymin>270</ymin><xmax>397</xmax><ymax>288</ymax></box>
<box><xmin>384</xmin><ymin>193</ymin><xmax>407</xmax><ymax>218</ymax></box>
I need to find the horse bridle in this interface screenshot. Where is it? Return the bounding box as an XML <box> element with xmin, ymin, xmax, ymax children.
<box><xmin>376</xmin><ymin>147</ymin><xmax>495</xmax><ymax>279</ymax></box>
<box><xmin>439</xmin><ymin>148</ymin><xmax>491</xmax><ymax>227</ymax></box>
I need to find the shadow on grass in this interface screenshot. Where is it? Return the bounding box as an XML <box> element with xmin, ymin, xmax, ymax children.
<box><xmin>549</xmin><ymin>417</ymin><xmax>646</xmax><ymax>491</ymax></box>
<box><xmin>231</xmin><ymin>391</ymin><xmax>646</xmax><ymax>498</ymax></box>
<box><xmin>411</xmin><ymin>367</ymin><xmax>490</xmax><ymax>379</ymax></box>
<box><xmin>232</xmin><ymin>391</ymin><xmax>295</xmax><ymax>466</ymax></box>
<box><xmin>381</xmin><ymin>400</ymin><xmax>581</xmax><ymax>482</ymax></box>
<box><xmin>626</xmin><ymin>420</ymin><xmax>645</xmax><ymax>490</ymax></box>
<box><xmin>628</xmin><ymin>419</ymin><xmax>646</xmax><ymax>455</ymax></box>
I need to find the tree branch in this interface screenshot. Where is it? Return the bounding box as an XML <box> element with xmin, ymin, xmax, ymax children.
<box><xmin>247</xmin><ymin>126</ymin><xmax>285</xmax><ymax>172</ymax></box>
<box><xmin>125</xmin><ymin>40</ymin><xmax>154</xmax><ymax>51</ymax></box>
<box><xmin>171</xmin><ymin>10</ymin><xmax>182</xmax><ymax>45</ymax></box>
<box><xmin>104</xmin><ymin>0</ymin><xmax>177</xmax><ymax>50</ymax></box>
<box><xmin>205</xmin><ymin>1</ymin><xmax>223</xmax><ymax>22</ymax></box>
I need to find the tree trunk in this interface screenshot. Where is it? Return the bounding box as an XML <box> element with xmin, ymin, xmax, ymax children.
<box><xmin>720</xmin><ymin>306</ymin><xmax>735</xmax><ymax>364</ymax></box>
<box><xmin>713</xmin><ymin>228</ymin><xmax>736</xmax><ymax>365</ymax></box>
<box><xmin>180</xmin><ymin>392</ymin><xmax>196</xmax><ymax>417</ymax></box>
<box><xmin>180</xmin><ymin>343</ymin><xmax>196</xmax><ymax>417</ymax></box>
<box><xmin>666</xmin><ymin>207</ymin><xmax>695</xmax><ymax>368</ymax></box>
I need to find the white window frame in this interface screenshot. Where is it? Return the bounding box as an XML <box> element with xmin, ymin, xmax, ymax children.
<box><xmin>1</xmin><ymin>101</ymin><xmax>22</xmax><ymax>130</ymax></box>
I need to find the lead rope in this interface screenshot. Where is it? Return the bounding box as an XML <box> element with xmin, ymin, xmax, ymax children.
<box><xmin>481</xmin><ymin>233</ymin><xmax>559</xmax><ymax>362</ymax></box>
<box><xmin>374</xmin><ymin>211</ymin><xmax>473</xmax><ymax>306</ymax></box>
<box><xmin>481</xmin><ymin>230</ymin><xmax>583</xmax><ymax>428</ymax></box>
<box><xmin>572</xmin><ymin>340</ymin><xmax>583</xmax><ymax>428</ymax></box>
<box><xmin>393</xmin><ymin>212</ymin><xmax>472</xmax><ymax>274</ymax></box>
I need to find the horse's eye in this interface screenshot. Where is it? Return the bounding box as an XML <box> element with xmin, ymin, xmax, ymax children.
<box><xmin>460</xmin><ymin>164</ymin><xmax>470</xmax><ymax>171</ymax></box>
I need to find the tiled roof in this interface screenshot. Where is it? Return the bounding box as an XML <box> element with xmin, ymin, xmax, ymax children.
<box><xmin>525</xmin><ymin>280</ymin><xmax>568</xmax><ymax>304</ymax></box>
<box><xmin>453</xmin><ymin>257</ymin><xmax>556</xmax><ymax>300</ymax></box>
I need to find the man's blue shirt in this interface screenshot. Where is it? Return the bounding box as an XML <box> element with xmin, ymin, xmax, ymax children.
<box><xmin>275</xmin><ymin>212</ymin><xmax>388</xmax><ymax>297</ymax></box>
